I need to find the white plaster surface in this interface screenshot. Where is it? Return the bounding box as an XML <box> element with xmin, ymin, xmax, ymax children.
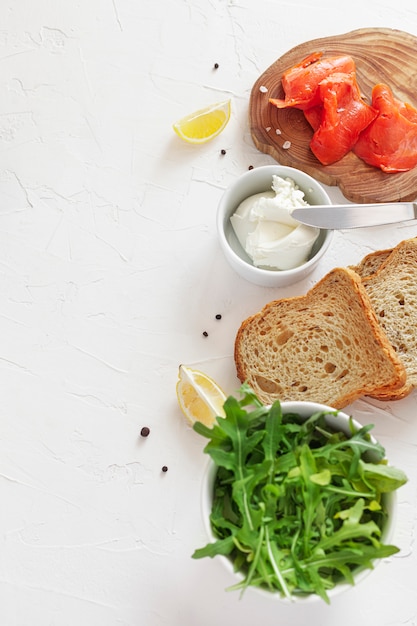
<box><xmin>0</xmin><ymin>1</ymin><xmax>417</xmax><ymax>624</ymax></box>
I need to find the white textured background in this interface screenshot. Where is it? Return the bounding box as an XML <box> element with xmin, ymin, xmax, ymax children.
<box><xmin>0</xmin><ymin>1</ymin><xmax>417</xmax><ymax>624</ymax></box>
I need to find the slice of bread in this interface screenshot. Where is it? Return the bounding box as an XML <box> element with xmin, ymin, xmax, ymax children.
<box><xmin>234</xmin><ymin>267</ymin><xmax>406</xmax><ymax>409</ymax></box>
<box><xmin>350</xmin><ymin>248</ymin><xmax>393</xmax><ymax>278</ymax></box>
<box><xmin>361</xmin><ymin>238</ymin><xmax>417</xmax><ymax>400</ymax></box>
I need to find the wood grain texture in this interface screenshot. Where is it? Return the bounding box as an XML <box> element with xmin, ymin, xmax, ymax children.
<box><xmin>250</xmin><ymin>28</ymin><xmax>417</xmax><ymax>203</ymax></box>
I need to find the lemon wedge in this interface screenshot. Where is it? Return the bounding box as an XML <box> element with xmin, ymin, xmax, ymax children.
<box><xmin>172</xmin><ymin>99</ymin><xmax>231</xmax><ymax>144</ymax></box>
<box><xmin>176</xmin><ymin>365</ymin><xmax>227</xmax><ymax>427</ymax></box>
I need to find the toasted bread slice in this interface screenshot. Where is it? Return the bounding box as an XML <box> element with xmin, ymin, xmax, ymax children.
<box><xmin>350</xmin><ymin>248</ymin><xmax>393</xmax><ymax>278</ymax></box>
<box><xmin>234</xmin><ymin>267</ymin><xmax>406</xmax><ymax>409</ymax></box>
<box><xmin>361</xmin><ymin>238</ymin><xmax>417</xmax><ymax>400</ymax></box>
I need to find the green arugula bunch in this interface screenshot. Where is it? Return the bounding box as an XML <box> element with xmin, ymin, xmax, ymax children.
<box><xmin>192</xmin><ymin>384</ymin><xmax>407</xmax><ymax>603</ymax></box>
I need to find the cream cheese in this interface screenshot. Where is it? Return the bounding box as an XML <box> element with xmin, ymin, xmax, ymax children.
<box><xmin>230</xmin><ymin>175</ymin><xmax>320</xmax><ymax>270</ymax></box>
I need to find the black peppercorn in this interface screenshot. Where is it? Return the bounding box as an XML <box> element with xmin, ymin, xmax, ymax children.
<box><xmin>220</xmin><ymin>149</ymin><xmax>226</xmax><ymax>155</ymax></box>
<box><xmin>248</xmin><ymin>165</ymin><xmax>254</xmax><ymax>170</ymax></box>
<box><xmin>203</xmin><ymin>331</ymin><xmax>208</xmax><ymax>337</ymax></box>
<box><xmin>214</xmin><ymin>62</ymin><xmax>219</xmax><ymax>69</ymax></box>
<box><xmin>140</xmin><ymin>426</ymin><xmax>150</xmax><ymax>437</ymax></box>
<box><xmin>215</xmin><ymin>314</ymin><xmax>222</xmax><ymax>320</ymax></box>
<box><xmin>162</xmin><ymin>465</ymin><xmax>168</xmax><ymax>472</ymax></box>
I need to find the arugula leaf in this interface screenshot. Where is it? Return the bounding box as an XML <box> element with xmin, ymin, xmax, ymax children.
<box><xmin>358</xmin><ymin>461</ymin><xmax>408</xmax><ymax>493</ymax></box>
<box><xmin>192</xmin><ymin>386</ymin><xmax>408</xmax><ymax>603</ymax></box>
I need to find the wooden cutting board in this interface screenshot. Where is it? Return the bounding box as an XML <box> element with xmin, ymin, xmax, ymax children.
<box><xmin>250</xmin><ymin>28</ymin><xmax>417</xmax><ymax>203</ymax></box>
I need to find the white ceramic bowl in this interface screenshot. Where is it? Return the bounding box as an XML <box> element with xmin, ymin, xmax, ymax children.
<box><xmin>217</xmin><ymin>165</ymin><xmax>333</xmax><ymax>287</ymax></box>
<box><xmin>201</xmin><ymin>401</ymin><xmax>397</xmax><ymax>603</ymax></box>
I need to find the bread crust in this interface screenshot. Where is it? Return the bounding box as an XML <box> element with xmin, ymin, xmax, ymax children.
<box><xmin>349</xmin><ymin>248</ymin><xmax>393</xmax><ymax>279</ymax></box>
<box><xmin>234</xmin><ymin>267</ymin><xmax>406</xmax><ymax>409</ymax></box>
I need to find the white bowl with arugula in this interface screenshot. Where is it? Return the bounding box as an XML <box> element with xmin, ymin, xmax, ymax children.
<box><xmin>193</xmin><ymin>385</ymin><xmax>407</xmax><ymax>604</ymax></box>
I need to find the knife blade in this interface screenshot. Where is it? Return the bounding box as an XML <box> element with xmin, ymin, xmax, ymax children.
<box><xmin>291</xmin><ymin>202</ymin><xmax>417</xmax><ymax>229</ymax></box>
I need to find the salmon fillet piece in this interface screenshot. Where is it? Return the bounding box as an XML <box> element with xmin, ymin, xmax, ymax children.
<box><xmin>354</xmin><ymin>83</ymin><xmax>417</xmax><ymax>173</ymax></box>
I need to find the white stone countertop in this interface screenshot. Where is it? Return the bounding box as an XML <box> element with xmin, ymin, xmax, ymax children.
<box><xmin>1</xmin><ymin>1</ymin><xmax>417</xmax><ymax>624</ymax></box>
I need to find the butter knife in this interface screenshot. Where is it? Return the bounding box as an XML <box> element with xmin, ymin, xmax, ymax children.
<box><xmin>292</xmin><ymin>202</ymin><xmax>417</xmax><ymax>229</ymax></box>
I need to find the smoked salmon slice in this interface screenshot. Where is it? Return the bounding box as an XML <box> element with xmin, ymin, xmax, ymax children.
<box><xmin>309</xmin><ymin>72</ymin><xmax>377</xmax><ymax>165</ymax></box>
<box><xmin>269</xmin><ymin>52</ymin><xmax>356</xmax><ymax>111</ymax></box>
<box><xmin>303</xmin><ymin>105</ymin><xmax>322</xmax><ymax>131</ymax></box>
<box><xmin>353</xmin><ymin>83</ymin><xmax>417</xmax><ymax>173</ymax></box>
<box><xmin>269</xmin><ymin>52</ymin><xmax>417</xmax><ymax>172</ymax></box>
